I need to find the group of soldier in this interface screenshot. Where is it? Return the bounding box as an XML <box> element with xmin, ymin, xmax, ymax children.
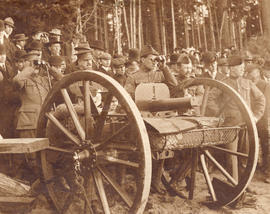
<box><xmin>0</xmin><ymin>15</ymin><xmax>269</xmax><ymax>209</ymax></box>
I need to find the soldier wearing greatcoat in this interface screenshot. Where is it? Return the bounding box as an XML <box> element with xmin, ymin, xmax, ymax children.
<box><xmin>206</xmin><ymin>55</ymin><xmax>265</xmax><ymax>181</ymax></box>
<box><xmin>245</xmin><ymin>63</ymin><xmax>270</xmax><ymax>183</ymax></box>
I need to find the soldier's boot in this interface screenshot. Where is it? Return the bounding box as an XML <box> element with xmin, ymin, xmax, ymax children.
<box><xmin>151</xmin><ymin>159</ymin><xmax>166</xmax><ymax>194</ymax></box>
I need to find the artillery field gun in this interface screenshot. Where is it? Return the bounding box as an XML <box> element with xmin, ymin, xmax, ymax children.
<box><xmin>0</xmin><ymin>71</ymin><xmax>258</xmax><ymax>214</ymax></box>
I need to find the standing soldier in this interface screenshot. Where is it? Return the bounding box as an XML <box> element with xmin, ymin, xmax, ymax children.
<box><xmin>206</xmin><ymin>56</ymin><xmax>265</xmax><ymax>181</ymax></box>
<box><xmin>125</xmin><ymin>45</ymin><xmax>178</xmax><ymax>99</ymax></box>
<box><xmin>245</xmin><ymin>63</ymin><xmax>270</xmax><ymax>183</ymax></box>
<box><xmin>3</xmin><ymin>17</ymin><xmax>16</xmax><ymax>64</ymax></box>
<box><xmin>13</xmin><ymin>52</ymin><xmax>50</xmax><ymax>138</ymax></box>
<box><xmin>125</xmin><ymin>45</ymin><xmax>178</xmax><ymax>194</ymax></box>
<box><xmin>0</xmin><ymin>44</ymin><xmax>21</xmax><ymax>138</ymax></box>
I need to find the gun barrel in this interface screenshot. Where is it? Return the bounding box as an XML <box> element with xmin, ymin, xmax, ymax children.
<box><xmin>136</xmin><ymin>97</ymin><xmax>200</xmax><ymax>112</ymax></box>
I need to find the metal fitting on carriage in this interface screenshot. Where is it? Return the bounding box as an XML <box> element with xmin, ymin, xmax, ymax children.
<box><xmin>73</xmin><ymin>150</ymin><xmax>90</xmax><ymax>161</ymax></box>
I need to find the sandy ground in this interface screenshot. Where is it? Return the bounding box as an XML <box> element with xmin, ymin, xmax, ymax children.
<box><xmin>0</xmin><ymin>168</ymin><xmax>269</xmax><ymax>214</ymax></box>
<box><xmin>2</xmin><ymin>170</ymin><xmax>267</xmax><ymax>214</ymax></box>
<box><xmin>144</xmin><ymin>170</ymin><xmax>270</xmax><ymax>214</ymax></box>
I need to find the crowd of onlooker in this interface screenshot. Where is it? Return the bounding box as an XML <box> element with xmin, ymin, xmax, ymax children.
<box><xmin>0</xmin><ymin>16</ymin><xmax>269</xmax><ymax>198</ymax></box>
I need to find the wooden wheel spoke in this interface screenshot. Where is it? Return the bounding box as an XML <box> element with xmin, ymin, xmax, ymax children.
<box><xmin>61</xmin><ymin>88</ymin><xmax>86</xmax><ymax>140</ymax></box>
<box><xmin>83</xmin><ymin>81</ymin><xmax>94</xmax><ymax>140</ymax></box>
<box><xmin>203</xmin><ymin>150</ymin><xmax>238</xmax><ymax>186</ymax></box>
<box><xmin>87</xmin><ymin>84</ymin><xmax>100</xmax><ymax>117</ymax></box>
<box><xmin>208</xmin><ymin>146</ymin><xmax>248</xmax><ymax>158</ymax></box>
<box><xmin>95</xmin><ymin>93</ymin><xmax>113</xmax><ymax>138</ymax></box>
<box><xmin>95</xmin><ymin>123</ymin><xmax>130</xmax><ymax>150</ymax></box>
<box><xmin>98</xmin><ymin>166</ymin><xmax>133</xmax><ymax>207</ymax></box>
<box><xmin>200</xmin><ymin>153</ymin><xmax>217</xmax><ymax>201</ymax></box>
<box><xmin>46</xmin><ymin>112</ymin><xmax>81</xmax><ymax>146</ymax></box>
<box><xmin>98</xmin><ymin>155</ymin><xmax>139</xmax><ymax>168</ymax></box>
<box><xmin>47</xmin><ymin>146</ymin><xmax>74</xmax><ymax>153</ymax></box>
<box><xmin>200</xmin><ymin>86</ymin><xmax>211</xmax><ymax>116</ymax></box>
<box><xmin>92</xmin><ymin>169</ymin><xmax>111</xmax><ymax>214</ymax></box>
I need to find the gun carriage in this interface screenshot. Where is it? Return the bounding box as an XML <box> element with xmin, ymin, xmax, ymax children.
<box><xmin>0</xmin><ymin>71</ymin><xmax>258</xmax><ymax>214</ymax></box>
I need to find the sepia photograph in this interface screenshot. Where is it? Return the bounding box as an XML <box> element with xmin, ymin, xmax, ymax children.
<box><xmin>0</xmin><ymin>0</ymin><xmax>269</xmax><ymax>213</ymax></box>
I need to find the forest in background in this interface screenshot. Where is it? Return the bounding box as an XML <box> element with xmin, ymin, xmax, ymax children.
<box><xmin>0</xmin><ymin>0</ymin><xmax>269</xmax><ymax>57</ymax></box>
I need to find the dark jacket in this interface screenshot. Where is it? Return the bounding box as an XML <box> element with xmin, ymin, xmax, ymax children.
<box><xmin>255</xmin><ymin>79</ymin><xmax>270</xmax><ymax>134</ymax></box>
<box><xmin>0</xmin><ymin>66</ymin><xmax>21</xmax><ymax>137</ymax></box>
<box><xmin>206</xmin><ymin>77</ymin><xmax>265</xmax><ymax>126</ymax></box>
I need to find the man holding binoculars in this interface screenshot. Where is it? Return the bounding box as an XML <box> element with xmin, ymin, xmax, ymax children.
<box><xmin>125</xmin><ymin>44</ymin><xmax>177</xmax><ymax>99</ymax></box>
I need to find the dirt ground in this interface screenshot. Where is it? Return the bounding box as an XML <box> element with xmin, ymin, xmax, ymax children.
<box><xmin>144</xmin><ymin>170</ymin><xmax>270</xmax><ymax>214</ymax></box>
<box><xmin>0</xmin><ymin>168</ymin><xmax>267</xmax><ymax>214</ymax></box>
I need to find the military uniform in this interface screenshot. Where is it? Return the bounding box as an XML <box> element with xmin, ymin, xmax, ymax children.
<box><xmin>125</xmin><ymin>65</ymin><xmax>177</xmax><ymax>99</ymax></box>
<box><xmin>0</xmin><ymin>75</ymin><xmax>21</xmax><ymax>138</ymax></box>
<box><xmin>254</xmin><ymin>79</ymin><xmax>270</xmax><ymax>178</ymax></box>
<box><xmin>206</xmin><ymin>76</ymin><xmax>265</xmax><ymax>181</ymax></box>
<box><xmin>124</xmin><ymin>63</ymin><xmax>177</xmax><ymax>194</ymax></box>
<box><xmin>207</xmin><ymin>77</ymin><xmax>265</xmax><ymax>125</ymax></box>
<box><xmin>13</xmin><ymin>66</ymin><xmax>50</xmax><ymax>137</ymax></box>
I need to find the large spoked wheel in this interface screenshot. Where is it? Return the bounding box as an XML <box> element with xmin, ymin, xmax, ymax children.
<box><xmin>162</xmin><ymin>78</ymin><xmax>259</xmax><ymax>208</ymax></box>
<box><xmin>37</xmin><ymin>71</ymin><xmax>151</xmax><ymax>214</ymax></box>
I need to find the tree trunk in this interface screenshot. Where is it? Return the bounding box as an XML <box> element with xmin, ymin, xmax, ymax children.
<box><xmin>238</xmin><ymin>21</ymin><xmax>243</xmax><ymax>50</ymax></box>
<box><xmin>94</xmin><ymin>0</ymin><xmax>98</xmax><ymax>40</ymax></box>
<box><xmin>262</xmin><ymin>0</ymin><xmax>270</xmax><ymax>37</ymax></box>
<box><xmin>171</xmin><ymin>0</ymin><xmax>176</xmax><ymax>50</ymax></box>
<box><xmin>197</xmin><ymin>24</ymin><xmax>201</xmax><ymax>48</ymax></box>
<box><xmin>217</xmin><ymin>0</ymin><xmax>230</xmax><ymax>50</ymax></box>
<box><xmin>191</xmin><ymin>14</ymin><xmax>195</xmax><ymax>48</ymax></box>
<box><xmin>133</xmin><ymin>0</ymin><xmax>137</xmax><ymax>48</ymax></box>
<box><xmin>258</xmin><ymin>5</ymin><xmax>264</xmax><ymax>35</ymax></box>
<box><xmin>231</xmin><ymin>21</ymin><xmax>237</xmax><ymax>49</ymax></box>
<box><xmin>184</xmin><ymin>17</ymin><xmax>190</xmax><ymax>48</ymax></box>
<box><xmin>138</xmin><ymin>0</ymin><xmax>142</xmax><ymax>49</ymax></box>
<box><xmin>208</xmin><ymin>0</ymin><xmax>216</xmax><ymax>51</ymax></box>
<box><xmin>202</xmin><ymin>20</ymin><xmax>207</xmax><ymax>51</ymax></box>
<box><xmin>149</xmin><ymin>0</ymin><xmax>162</xmax><ymax>52</ymax></box>
<box><xmin>103</xmin><ymin>8</ymin><xmax>109</xmax><ymax>51</ymax></box>
<box><xmin>160</xmin><ymin>0</ymin><xmax>167</xmax><ymax>55</ymax></box>
<box><xmin>130</xmin><ymin>1</ymin><xmax>134</xmax><ymax>48</ymax></box>
<box><xmin>76</xmin><ymin>7</ymin><xmax>82</xmax><ymax>34</ymax></box>
<box><xmin>115</xmin><ymin>3</ymin><xmax>121</xmax><ymax>54</ymax></box>
<box><xmin>123</xmin><ymin>4</ymin><xmax>131</xmax><ymax>49</ymax></box>
<box><xmin>213</xmin><ymin>4</ymin><xmax>221</xmax><ymax>51</ymax></box>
